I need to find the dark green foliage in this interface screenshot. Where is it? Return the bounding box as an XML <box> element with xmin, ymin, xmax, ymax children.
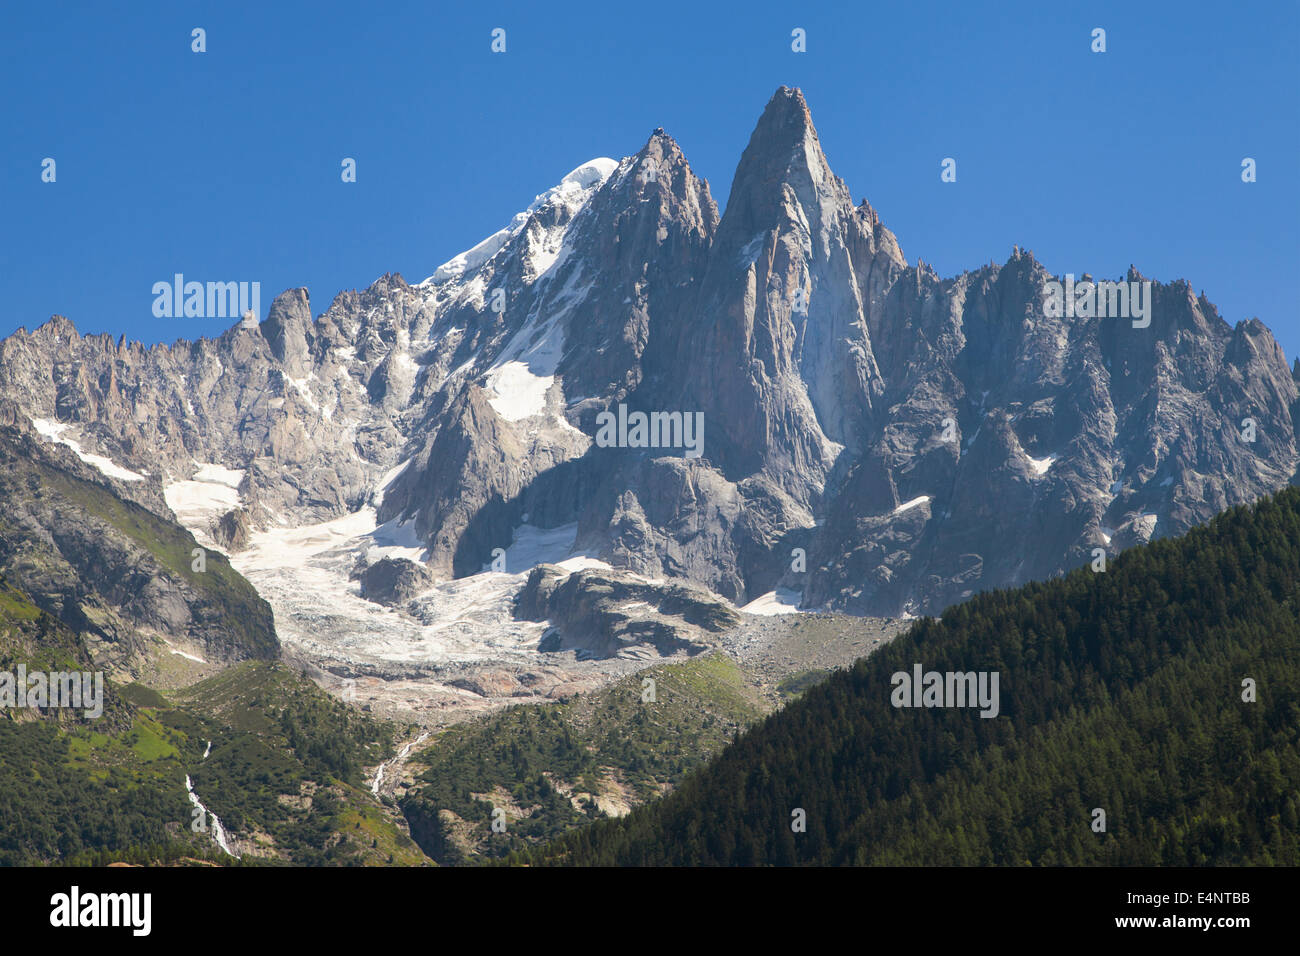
<box><xmin>401</xmin><ymin>653</ymin><xmax>761</xmax><ymax>864</ymax></box>
<box><xmin>0</xmin><ymin>577</ymin><xmax>412</xmax><ymax>865</ymax></box>
<box><xmin>160</xmin><ymin>663</ymin><xmax>408</xmax><ymax>865</ymax></box>
<box><xmin>0</xmin><ymin>721</ymin><xmax>196</xmax><ymax>864</ymax></box>
<box><xmin>522</xmin><ymin>489</ymin><xmax>1300</xmax><ymax>866</ymax></box>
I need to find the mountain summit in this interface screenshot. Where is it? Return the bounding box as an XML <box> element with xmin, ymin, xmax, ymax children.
<box><xmin>2</xmin><ymin>87</ymin><xmax>1295</xmax><ymax>650</ymax></box>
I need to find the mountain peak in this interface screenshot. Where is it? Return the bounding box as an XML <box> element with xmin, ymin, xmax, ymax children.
<box><xmin>718</xmin><ymin>86</ymin><xmax>847</xmax><ymax>254</ymax></box>
<box><xmin>746</xmin><ymin>86</ymin><xmax>819</xmax><ymax>159</ymax></box>
<box><xmin>761</xmin><ymin>86</ymin><xmax>813</xmax><ymax>126</ymax></box>
<box><xmin>32</xmin><ymin>315</ymin><xmax>80</xmax><ymax>342</ymax></box>
<box><xmin>633</xmin><ymin>127</ymin><xmax>689</xmax><ymax>173</ymax></box>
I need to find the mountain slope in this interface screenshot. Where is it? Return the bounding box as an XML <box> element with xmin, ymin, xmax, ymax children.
<box><xmin>0</xmin><ymin>401</ymin><xmax>277</xmax><ymax>671</ymax></box>
<box><xmin>0</xmin><ymin>86</ymin><xmax>1294</xmax><ymax>678</ymax></box>
<box><xmin>399</xmin><ymin>652</ymin><xmax>763</xmax><ymax>864</ymax></box>
<box><xmin>0</xmin><ymin>584</ymin><xmax>422</xmax><ymax>865</ymax></box>
<box><xmin>521</xmin><ymin>487</ymin><xmax>1300</xmax><ymax>865</ymax></box>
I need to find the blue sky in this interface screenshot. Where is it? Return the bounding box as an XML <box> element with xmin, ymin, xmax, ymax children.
<box><xmin>4</xmin><ymin>0</ymin><xmax>1297</xmax><ymax>357</ymax></box>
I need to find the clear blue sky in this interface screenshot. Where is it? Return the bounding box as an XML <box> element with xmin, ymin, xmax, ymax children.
<box><xmin>4</xmin><ymin>0</ymin><xmax>1297</xmax><ymax>357</ymax></box>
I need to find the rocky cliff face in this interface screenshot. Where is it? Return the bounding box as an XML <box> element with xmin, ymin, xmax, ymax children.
<box><xmin>2</xmin><ymin>86</ymin><xmax>1295</xmax><ymax>635</ymax></box>
<box><xmin>515</xmin><ymin>564</ymin><xmax>741</xmax><ymax>659</ymax></box>
<box><xmin>0</xmin><ymin>401</ymin><xmax>277</xmax><ymax>672</ymax></box>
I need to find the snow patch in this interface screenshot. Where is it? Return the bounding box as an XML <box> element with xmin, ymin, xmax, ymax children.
<box><xmin>486</xmin><ymin>360</ymin><xmax>556</xmax><ymax>421</ymax></box>
<box><xmin>893</xmin><ymin>495</ymin><xmax>932</xmax><ymax>515</ymax></box>
<box><xmin>373</xmin><ymin>458</ymin><xmax>411</xmax><ymax>507</ymax></box>
<box><xmin>29</xmin><ymin>418</ymin><xmax>146</xmax><ymax>482</ymax></box>
<box><xmin>498</xmin><ymin>523</ymin><xmax>610</xmax><ymax>574</ymax></box>
<box><xmin>1026</xmin><ymin>453</ymin><xmax>1057</xmax><ymax>477</ymax></box>
<box><xmin>193</xmin><ymin>463</ymin><xmax>243</xmax><ymax>488</ymax></box>
<box><xmin>483</xmin><ymin>272</ymin><xmax>593</xmax><ymax>422</ymax></box>
<box><xmin>367</xmin><ymin>515</ymin><xmax>430</xmax><ymax>564</ymax></box>
<box><xmin>286</xmin><ymin>375</ymin><xmax>319</xmax><ymax>412</ymax></box>
<box><xmin>741</xmin><ymin>588</ymin><xmax>803</xmax><ymax>616</ymax></box>
<box><xmin>419</xmin><ymin>158</ymin><xmax>617</xmax><ymax>287</ymax></box>
<box><xmin>738</xmin><ymin>234</ymin><xmax>767</xmax><ymax>268</ymax></box>
<box><xmin>164</xmin><ymin>463</ymin><xmax>244</xmax><ymax>532</ymax></box>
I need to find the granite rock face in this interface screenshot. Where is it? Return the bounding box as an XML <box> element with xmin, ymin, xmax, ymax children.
<box><xmin>2</xmin><ymin>86</ymin><xmax>1296</xmax><ymax>631</ymax></box>
<box><xmin>0</xmin><ymin>402</ymin><xmax>277</xmax><ymax>669</ymax></box>
<box><xmin>515</xmin><ymin>565</ymin><xmax>740</xmax><ymax>659</ymax></box>
<box><xmin>356</xmin><ymin>557</ymin><xmax>434</xmax><ymax>607</ymax></box>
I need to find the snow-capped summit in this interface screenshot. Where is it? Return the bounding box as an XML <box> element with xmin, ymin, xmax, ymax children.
<box><xmin>419</xmin><ymin>157</ymin><xmax>618</xmax><ymax>287</ymax></box>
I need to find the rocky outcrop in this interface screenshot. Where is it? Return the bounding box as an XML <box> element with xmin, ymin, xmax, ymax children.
<box><xmin>515</xmin><ymin>565</ymin><xmax>741</xmax><ymax>659</ymax></box>
<box><xmin>356</xmin><ymin>557</ymin><xmax>434</xmax><ymax>606</ymax></box>
<box><xmin>213</xmin><ymin>509</ymin><xmax>252</xmax><ymax>552</ymax></box>
<box><xmin>0</xmin><ymin>407</ymin><xmax>278</xmax><ymax>669</ymax></box>
<box><xmin>2</xmin><ymin>87</ymin><xmax>1296</xmax><ymax>628</ymax></box>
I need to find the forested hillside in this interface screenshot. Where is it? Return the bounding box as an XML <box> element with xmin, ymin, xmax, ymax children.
<box><xmin>401</xmin><ymin>653</ymin><xmax>764</xmax><ymax>864</ymax></box>
<box><xmin>0</xmin><ymin>578</ymin><xmax>421</xmax><ymax>865</ymax></box>
<box><xmin>522</xmin><ymin>489</ymin><xmax>1300</xmax><ymax>865</ymax></box>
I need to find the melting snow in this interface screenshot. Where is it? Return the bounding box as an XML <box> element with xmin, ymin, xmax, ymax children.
<box><xmin>29</xmin><ymin>418</ymin><xmax>146</xmax><ymax>482</ymax></box>
<box><xmin>186</xmin><ymin>774</ymin><xmax>238</xmax><ymax>858</ymax></box>
<box><xmin>370</xmin><ymin>733</ymin><xmax>429</xmax><ymax>796</ymax></box>
<box><xmin>224</xmin><ymin>511</ymin><xmax>587</xmax><ymax>669</ymax></box>
<box><xmin>741</xmin><ymin>588</ymin><xmax>803</xmax><ymax>616</ymax></box>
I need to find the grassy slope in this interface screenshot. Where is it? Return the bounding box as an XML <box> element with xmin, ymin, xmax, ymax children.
<box><xmin>0</xmin><ymin>444</ymin><xmax>276</xmax><ymax>660</ymax></box>
<box><xmin>0</xmin><ymin>578</ymin><xmax>425</xmax><ymax>865</ymax></box>
<box><xmin>400</xmin><ymin>652</ymin><xmax>766</xmax><ymax>864</ymax></box>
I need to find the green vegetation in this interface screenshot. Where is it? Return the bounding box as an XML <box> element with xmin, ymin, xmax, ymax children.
<box><xmin>160</xmin><ymin>662</ymin><xmax>425</xmax><ymax>865</ymax></box>
<box><xmin>401</xmin><ymin>652</ymin><xmax>764</xmax><ymax>864</ymax></box>
<box><xmin>35</xmin><ymin>468</ymin><xmax>276</xmax><ymax>659</ymax></box>
<box><xmin>0</xmin><ymin>575</ymin><xmax>424</xmax><ymax>865</ymax></box>
<box><xmin>521</xmin><ymin>489</ymin><xmax>1300</xmax><ymax>866</ymax></box>
<box><xmin>776</xmin><ymin>668</ymin><xmax>832</xmax><ymax>700</ymax></box>
<box><xmin>0</xmin><ymin>445</ymin><xmax>277</xmax><ymax>662</ymax></box>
